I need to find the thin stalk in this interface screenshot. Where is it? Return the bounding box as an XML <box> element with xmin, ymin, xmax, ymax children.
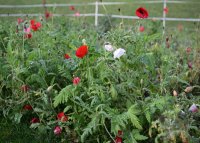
<box><xmin>103</xmin><ymin>122</ymin><xmax>115</xmax><ymax>143</ymax></box>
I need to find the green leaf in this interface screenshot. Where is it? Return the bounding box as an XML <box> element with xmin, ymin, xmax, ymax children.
<box><xmin>110</xmin><ymin>84</ymin><xmax>118</xmax><ymax>100</ymax></box>
<box><xmin>127</xmin><ymin>105</ymin><xmax>142</xmax><ymax>130</ymax></box>
<box><xmin>14</xmin><ymin>113</ymin><xmax>22</xmax><ymax>124</ymax></box>
<box><xmin>134</xmin><ymin>134</ymin><xmax>148</xmax><ymax>141</ymax></box>
<box><xmin>53</xmin><ymin>85</ymin><xmax>74</xmax><ymax>107</ymax></box>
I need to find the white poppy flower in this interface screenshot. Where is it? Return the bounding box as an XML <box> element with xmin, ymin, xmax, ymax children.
<box><xmin>113</xmin><ymin>48</ymin><xmax>126</xmax><ymax>59</ymax></box>
<box><xmin>104</xmin><ymin>43</ymin><xmax>114</xmax><ymax>51</ymax></box>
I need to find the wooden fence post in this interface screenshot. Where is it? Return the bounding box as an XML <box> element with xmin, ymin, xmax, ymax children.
<box><xmin>95</xmin><ymin>1</ymin><xmax>99</xmax><ymax>26</ymax></box>
<box><xmin>163</xmin><ymin>0</ymin><xmax>167</xmax><ymax>34</ymax></box>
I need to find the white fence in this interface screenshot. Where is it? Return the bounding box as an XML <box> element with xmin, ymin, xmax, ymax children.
<box><xmin>0</xmin><ymin>1</ymin><xmax>200</xmax><ymax>33</ymax></box>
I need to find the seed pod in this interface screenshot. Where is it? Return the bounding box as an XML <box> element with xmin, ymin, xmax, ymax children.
<box><xmin>184</xmin><ymin>86</ymin><xmax>193</xmax><ymax>93</ymax></box>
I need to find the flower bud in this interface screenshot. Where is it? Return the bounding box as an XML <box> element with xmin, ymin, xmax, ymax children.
<box><xmin>184</xmin><ymin>86</ymin><xmax>193</xmax><ymax>93</ymax></box>
<box><xmin>173</xmin><ymin>90</ymin><xmax>178</xmax><ymax>96</ymax></box>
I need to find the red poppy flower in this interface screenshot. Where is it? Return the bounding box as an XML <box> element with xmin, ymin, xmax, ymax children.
<box><xmin>115</xmin><ymin>136</ymin><xmax>123</xmax><ymax>143</ymax></box>
<box><xmin>30</xmin><ymin>117</ymin><xmax>40</xmax><ymax>123</ymax></box>
<box><xmin>163</xmin><ymin>7</ymin><xmax>168</xmax><ymax>14</ymax></box>
<box><xmin>21</xmin><ymin>85</ymin><xmax>29</xmax><ymax>92</ymax></box>
<box><xmin>76</xmin><ymin>45</ymin><xmax>88</xmax><ymax>58</ymax></box>
<box><xmin>25</xmin><ymin>33</ymin><xmax>32</xmax><ymax>39</ymax></box>
<box><xmin>23</xmin><ymin>105</ymin><xmax>33</xmax><ymax>110</ymax></box>
<box><xmin>45</xmin><ymin>11</ymin><xmax>52</xmax><ymax>19</ymax></box>
<box><xmin>30</xmin><ymin>20</ymin><xmax>42</xmax><ymax>31</ymax></box>
<box><xmin>64</xmin><ymin>54</ymin><xmax>70</xmax><ymax>59</ymax></box>
<box><xmin>57</xmin><ymin>112</ymin><xmax>68</xmax><ymax>122</ymax></box>
<box><xmin>135</xmin><ymin>7</ymin><xmax>149</xmax><ymax>19</ymax></box>
<box><xmin>54</xmin><ymin>126</ymin><xmax>62</xmax><ymax>135</ymax></box>
<box><xmin>69</xmin><ymin>6</ymin><xmax>75</xmax><ymax>11</ymax></box>
<box><xmin>73</xmin><ymin>77</ymin><xmax>80</xmax><ymax>85</ymax></box>
<box><xmin>139</xmin><ymin>25</ymin><xmax>145</xmax><ymax>32</ymax></box>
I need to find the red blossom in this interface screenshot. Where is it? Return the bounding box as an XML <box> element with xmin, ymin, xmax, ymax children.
<box><xmin>69</xmin><ymin>6</ymin><xmax>75</xmax><ymax>11</ymax></box>
<box><xmin>115</xmin><ymin>136</ymin><xmax>123</xmax><ymax>143</ymax></box>
<box><xmin>30</xmin><ymin>20</ymin><xmax>42</xmax><ymax>31</ymax></box>
<box><xmin>139</xmin><ymin>25</ymin><xmax>145</xmax><ymax>32</ymax></box>
<box><xmin>75</xmin><ymin>45</ymin><xmax>88</xmax><ymax>58</ymax></box>
<box><xmin>21</xmin><ymin>85</ymin><xmax>29</xmax><ymax>92</ymax></box>
<box><xmin>57</xmin><ymin>112</ymin><xmax>68</xmax><ymax>122</ymax></box>
<box><xmin>54</xmin><ymin>126</ymin><xmax>62</xmax><ymax>135</ymax></box>
<box><xmin>114</xmin><ymin>130</ymin><xmax>123</xmax><ymax>143</ymax></box>
<box><xmin>30</xmin><ymin>117</ymin><xmax>40</xmax><ymax>123</ymax></box>
<box><xmin>45</xmin><ymin>11</ymin><xmax>52</xmax><ymax>19</ymax></box>
<box><xmin>25</xmin><ymin>33</ymin><xmax>32</xmax><ymax>39</ymax></box>
<box><xmin>73</xmin><ymin>77</ymin><xmax>81</xmax><ymax>85</ymax></box>
<box><xmin>135</xmin><ymin>7</ymin><xmax>149</xmax><ymax>19</ymax></box>
<box><xmin>163</xmin><ymin>7</ymin><xmax>169</xmax><ymax>14</ymax></box>
<box><xmin>23</xmin><ymin>105</ymin><xmax>33</xmax><ymax>110</ymax></box>
<box><xmin>64</xmin><ymin>54</ymin><xmax>70</xmax><ymax>59</ymax></box>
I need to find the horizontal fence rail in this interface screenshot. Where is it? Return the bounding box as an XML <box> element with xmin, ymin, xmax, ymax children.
<box><xmin>0</xmin><ymin>1</ymin><xmax>200</xmax><ymax>8</ymax></box>
<box><xmin>1</xmin><ymin>13</ymin><xmax>200</xmax><ymax>22</ymax></box>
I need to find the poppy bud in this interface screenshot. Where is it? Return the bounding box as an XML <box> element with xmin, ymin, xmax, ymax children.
<box><xmin>30</xmin><ymin>117</ymin><xmax>40</xmax><ymax>123</ymax></box>
<box><xmin>139</xmin><ymin>25</ymin><xmax>145</xmax><ymax>32</ymax></box>
<box><xmin>46</xmin><ymin>86</ymin><xmax>53</xmax><ymax>92</ymax></box>
<box><xmin>21</xmin><ymin>85</ymin><xmax>29</xmax><ymax>92</ymax></box>
<box><xmin>173</xmin><ymin>90</ymin><xmax>178</xmax><ymax>96</ymax></box>
<box><xmin>54</xmin><ymin>126</ymin><xmax>62</xmax><ymax>135</ymax></box>
<box><xmin>184</xmin><ymin>86</ymin><xmax>193</xmax><ymax>93</ymax></box>
<box><xmin>73</xmin><ymin>77</ymin><xmax>81</xmax><ymax>85</ymax></box>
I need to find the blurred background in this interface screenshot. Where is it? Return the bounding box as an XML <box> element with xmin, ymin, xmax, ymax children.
<box><xmin>0</xmin><ymin>0</ymin><xmax>200</xmax><ymax>31</ymax></box>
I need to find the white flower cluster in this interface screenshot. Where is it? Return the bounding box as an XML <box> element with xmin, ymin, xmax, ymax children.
<box><xmin>104</xmin><ymin>42</ymin><xmax>126</xmax><ymax>59</ymax></box>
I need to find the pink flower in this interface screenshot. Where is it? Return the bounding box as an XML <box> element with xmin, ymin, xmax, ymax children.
<box><xmin>163</xmin><ymin>7</ymin><xmax>168</xmax><ymax>14</ymax></box>
<box><xmin>17</xmin><ymin>18</ymin><xmax>23</xmax><ymax>24</ymax></box>
<box><xmin>73</xmin><ymin>77</ymin><xmax>81</xmax><ymax>85</ymax></box>
<box><xmin>139</xmin><ymin>25</ymin><xmax>145</xmax><ymax>32</ymax></box>
<box><xmin>30</xmin><ymin>117</ymin><xmax>40</xmax><ymax>123</ymax></box>
<box><xmin>24</xmin><ymin>27</ymin><xmax>31</xmax><ymax>33</ymax></box>
<box><xmin>54</xmin><ymin>126</ymin><xmax>62</xmax><ymax>135</ymax></box>
<box><xmin>75</xmin><ymin>12</ymin><xmax>80</xmax><ymax>17</ymax></box>
<box><xmin>189</xmin><ymin>104</ymin><xmax>198</xmax><ymax>113</ymax></box>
